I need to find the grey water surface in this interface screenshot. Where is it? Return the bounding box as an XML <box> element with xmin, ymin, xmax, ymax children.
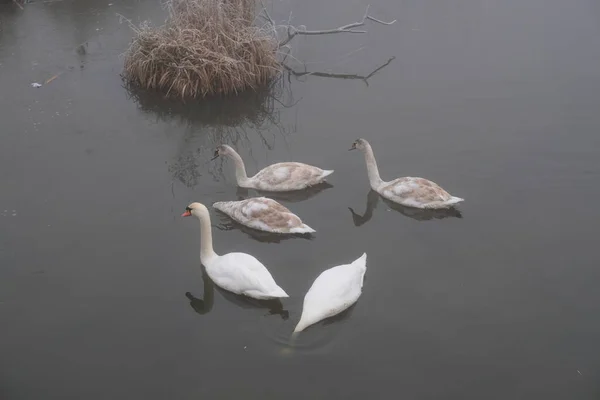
<box><xmin>1</xmin><ymin>0</ymin><xmax>600</xmax><ymax>398</ymax></box>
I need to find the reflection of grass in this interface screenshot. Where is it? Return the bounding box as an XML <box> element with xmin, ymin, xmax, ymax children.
<box><xmin>167</xmin><ymin>150</ymin><xmax>204</xmax><ymax>188</ymax></box>
<box><xmin>124</xmin><ymin>75</ymin><xmax>293</xmax><ymax>188</ymax></box>
<box><xmin>123</xmin><ymin>77</ymin><xmax>282</xmax><ymax>128</ymax></box>
<box><xmin>122</xmin><ymin>0</ymin><xmax>279</xmax><ymax>98</ymax></box>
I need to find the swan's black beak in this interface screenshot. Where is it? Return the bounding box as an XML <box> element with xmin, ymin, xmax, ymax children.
<box><xmin>210</xmin><ymin>150</ymin><xmax>219</xmax><ymax>161</ymax></box>
<box><xmin>348</xmin><ymin>144</ymin><xmax>357</xmax><ymax>151</ymax></box>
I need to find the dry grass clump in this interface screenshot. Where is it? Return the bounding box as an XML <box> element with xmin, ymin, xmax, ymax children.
<box><xmin>123</xmin><ymin>0</ymin><xmax>280</xmax><ymax>98</ymax></box>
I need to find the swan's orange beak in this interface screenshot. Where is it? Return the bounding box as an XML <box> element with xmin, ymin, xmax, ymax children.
<box><xmin>181</xmin><ymin>210</ymin><xmax>192</xmax><ymax>217</ymax></box>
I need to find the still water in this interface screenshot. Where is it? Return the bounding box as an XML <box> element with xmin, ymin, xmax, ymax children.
<box><xmin>1</xmin><ymin>0</ymin><xmax>600</xmax><ymax>398</ymax></box>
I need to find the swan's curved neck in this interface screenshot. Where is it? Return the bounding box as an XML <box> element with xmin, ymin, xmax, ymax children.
<box><xmin>362</xmin><ymin>143</ymin><xmax>384</xmax><ymax>189</ymax></box>
<box><xmin>226</xmin><ymin>149</ymin><xmax>250</xmax><ymax>187</ymax></box>
<box><xmin>195</xmin><ymin>208</ymin><xmax>218</xmax><ymax>264</ymax></box>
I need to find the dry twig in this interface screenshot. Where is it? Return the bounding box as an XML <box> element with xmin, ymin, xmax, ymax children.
<box><xmin>276</xmin><ymin>5</ymin><xmax>397</xmax><ymax>47</ymax></box>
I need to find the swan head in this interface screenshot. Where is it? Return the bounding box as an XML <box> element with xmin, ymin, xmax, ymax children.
<box><xmin>211</xmin><ymin>144</ymin><xmax>235</xmax><ymax>160</ymax></box>
<box><xmin>349</xmin><ymin>138</ymin><xmax>369</xmax><ymax>152</ymax></box>
<box><xmin>181</xmin><ymin>202</ymin><xmax>209</xmax><ymax>218</ymax></box>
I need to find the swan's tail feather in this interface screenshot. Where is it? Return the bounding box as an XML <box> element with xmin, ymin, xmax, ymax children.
<box><xmin>352</xmin><ymin>252</ymin><xmax>368</xmax><ymax>286</ymax></box>
<box><xmin>290</xmin><ymin>224</ymin><xmax>316</xmax><ymax>234</ymax></box>
<box><xmin>447</xmin><ymin>196</ymin><xmax>464</xmax><ymax>205</ymax></box>
<box><xmin>320</xmin><ymin>170</ymin><xmax>334</xmax><ymax>180</ymax></box>
<box><xmin>269</xmin><ymin>286</ymin><xmax>289</xmax><ymax>298</ymax></box>
<box><xmin>354</xmin><ymin>252</ymin><xmax>367</xmax><ymax>263</ymax></box>
<box><xmin>352</xmin><ymin>252</ymin><xmax>368</xmax><ymax>271</ymax></box>
<box><xmin>424</xmin><ymin>196</ymin><xmax>464</xmax><ymax>209</ymax></box>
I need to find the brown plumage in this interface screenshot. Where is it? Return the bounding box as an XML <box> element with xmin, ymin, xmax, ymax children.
<box><xmin>213</xmin><ymin>197</ymin><xmax>315</xmax><ymax>234</ymax></box>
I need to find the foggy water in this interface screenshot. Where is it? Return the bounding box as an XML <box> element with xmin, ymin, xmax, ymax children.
<box><xmin>1</xmin><ymin>0</ymin><xmax>600</xmax><ymax>398</ymax></box>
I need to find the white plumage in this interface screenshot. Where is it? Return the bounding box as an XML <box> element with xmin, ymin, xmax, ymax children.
<box><xmin>206</xmin><ymin>252</ymin><xmax>288</xmax><ymax>299</ymax></box>
<box><xmin>182</xmin><ymin>202</ymin><xmax>288</xmax><ymax>300</ymax></box>
<box><xmin>294</xmin><ymin>253</ymin><xmax>367</xmax><ymax>333</ymax></box>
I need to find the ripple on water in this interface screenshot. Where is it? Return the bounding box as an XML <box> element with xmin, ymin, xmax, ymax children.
<box><xmin>257</xmin><ymin>298</ymin><xmax>358</xmax><ymax>357</ymax></box>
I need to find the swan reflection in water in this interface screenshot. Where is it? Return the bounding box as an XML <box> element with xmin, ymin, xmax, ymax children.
<box><xmin>185</xmin><ymin>268</ymin><xmax>214</xmax><ymax>314</ymax></box>
<box><xmin>349</xmin><ymin>189</ymin><xmax>463</xmax><ymax>226</ymax></box>
<box><xmin>235</xmin><ymin>181</ymin><xmax>333</xmax><ymax>203</ymax></box>
<box><xmin>186</xmin><ymin>267</ymin><xmax>289</xmax><ymax>319</ymax></box>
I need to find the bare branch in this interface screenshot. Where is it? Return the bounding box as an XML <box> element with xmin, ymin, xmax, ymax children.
<box><xmin>259</xmin><ymin>1</ymin><xmax>279</xmax><ymax>42</ymax></box>
<box><xmin>366</xmin><ymin>15</ymin><xmax>394</xmax><ymax>25</ymax></box>
<box><xmin>276</xmin><ymin>5</ymin><xmax>396</xmax><ymax>47</ymax></box>
<box><xmin>283</xmin><ymin>56</ymin><xmax>396</xmax><ymax>86</ymax></box>
<box><xmin>259</xmin><ymin>0</ymin><xmax>275</xmax><ymax>26</ymax></box>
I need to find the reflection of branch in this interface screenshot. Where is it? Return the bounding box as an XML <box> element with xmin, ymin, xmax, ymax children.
<box><xmin>277</xmin><ymin>5</ymin><xmax>397</xmax><ymax>47</ymax></box>
<box><xmin>12</xmin><ymin>0</ymin><xmax>25</xmax><ymax>10</ymax></box>
<box><xmin>283</xmin><ymin>56</ymin><xmax>395</xmax><ymax>86</ymax></box>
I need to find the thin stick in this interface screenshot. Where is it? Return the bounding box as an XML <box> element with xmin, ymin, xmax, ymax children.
<box><xmin>277</xmin><ymin>5</ymin><xmax>396</xmax><ymax>47</ymax></box>
<box><xmin>259</xmin><ymin>0</ymin><xmax>274</xmax><ymax>26</ymax></box>
<box><xmin>259</xmin><ymin>0</ymin><xmax>278</xmax><ymax>41</ymax></box>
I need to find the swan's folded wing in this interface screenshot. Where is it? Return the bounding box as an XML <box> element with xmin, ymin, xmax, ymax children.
<box><xmin>384</xmin><ymin>177</ymin><xmax>452</xmax><ymax>205</ymax></box>
<box><xmin>211</xmin><ymin>252</ymin><xmax>285</xmax><ymax>296</ymax></box>
<box><xmin>254</xmin><ymin>162</ymin><xmax>323</xmax><ymax>189</ymax></box>
<box><xmin>240</xmin><ymin>198</ymin><xmax>304</xmax><ymax>232</ymax></box>
<box><xmin>303</xmin><ymin>264</ymin><xmax>362</xmax><ymax>315</ymax></box>
<box><xmin>240</xmin><ymin>198</ymin><xmax>289</xmax><ymax>216</ymax></box>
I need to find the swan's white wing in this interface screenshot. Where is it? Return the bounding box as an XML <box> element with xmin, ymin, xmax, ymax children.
<box><xmin>295</xmin><ymin>253</ymin><xmax>367</xmax><ymax>332</ymax></box>
<box><xmin>208</xmin><ymin>252</ymin><xmax>288</xmax><ymax>299</ymax></box>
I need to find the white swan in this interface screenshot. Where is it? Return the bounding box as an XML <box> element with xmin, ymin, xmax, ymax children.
<box><xmin>350</xmin><ymin>138</ymin><xmax>464</xmax><ymax>209</ymax></box>
<box><xmin>182</xmin><ymin>202</ymin><xmax>289</xmax><ymax>300</ymax></box>
<box><xmin>213</xmin><ymin>197</ymin><xmax>315</xmax><ymax>234</ymax></box>
<box><xmin>294</xmin><ymin>253</ymin><xmax>367</xmax><ymax>333</ymax></box>
<box><xmin>212</xmin><ymin>145</ymin><xmax>334</xmax><ymax>192</ymax></box>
